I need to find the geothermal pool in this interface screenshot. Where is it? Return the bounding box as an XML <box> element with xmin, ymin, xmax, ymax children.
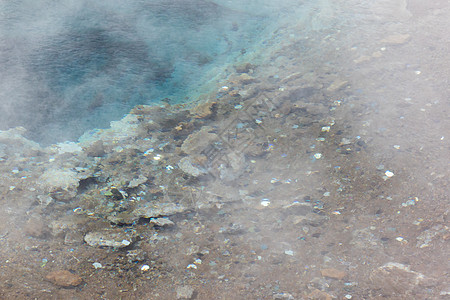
<box><xmin>0</xmin><ymin>0</ymin><xmax>296</xmax><ymax>144</ymax></box>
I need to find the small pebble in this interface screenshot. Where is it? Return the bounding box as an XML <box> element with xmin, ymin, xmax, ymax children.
<box><xmin>261</xmin><ymin>199</ymin><xmax>270</xmax><ymax>207</ymax></box>
<box><xmin>385</xmin><ymin>170</ymin><xmax>394</xmax><ymax>178</ymax></box>
<box><xmin>92</xmin><ymin>262</ymin><xmax>102</xmax><ymax>269</ymax></box>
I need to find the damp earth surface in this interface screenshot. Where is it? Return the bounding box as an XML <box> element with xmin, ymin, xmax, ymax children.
<box><xmin>0</xmin><ymin>0</ymin><xmax>449</xmax><ymax>299</ymax></box>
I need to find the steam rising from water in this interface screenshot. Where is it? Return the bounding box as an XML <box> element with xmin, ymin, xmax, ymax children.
<box><xmin>0</xmin><ymin>0</ymin><xmax>298</xmax><ymax>144</ymax></box>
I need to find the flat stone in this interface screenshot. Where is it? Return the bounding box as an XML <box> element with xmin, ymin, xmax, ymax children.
<box><xmin>84</xmin><ymin>228</ymin><xmax>136</xmax><ymax>248</ymax></box>
<box><xmin>181</xmin><ymin>126</ymin><xmax>218</xmax><ymax>155</ymax></box>
<box><xmin>150</xmin><ymin>217</ymin><xmax>175</xmax><ymax>227</ymax></box>
<box><xmin>320</xmin><ymin>268</ymin><xmax>347</xmax><ymax>280</ymax></box>
<box><xmin>380</xmin><ymin>34</ymin><xmax>410</xmax><ymax>45</ymax></box>
<box><xmin>178</xmin><ymin>156</ymin><xmax>208</xmax><ymax>177</ymax></box>
<box><xmin>128</xmin><ymin>175</ymin><xmax>148</xmax><ymax>188</ymax></box>
<box><xmin>176</xmin><ymin>285</ymin><xmax>195</xmax><ymax>299</ymax></box>
<box><xmin>39</xmin><ymin>169</ymin><xmax>80</xmax><ymax>200</ymax></box>
<box><xmin>326</xmin><ymin>79</ymin><xmax>348</xmax><ymax>92</ymax></box>
<box><xmin>133</xmin><ymin>202</ymin><xmax>187</xmax><ymax>219</ymax></box>
<box><xmin>46</xmin><ymin>270</ymin><xmax>82</xmax><ymax>287</ymax></box>
<box><xmin>369</xmin><ymin>262</ymin><xmax>430</xmax><ymax>296</ymax></box>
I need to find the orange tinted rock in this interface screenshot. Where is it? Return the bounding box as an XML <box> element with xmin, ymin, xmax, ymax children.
<box><xmin>306</xmin><ymin>289</ymin><xmax>333</xmax><ymax>300</ymax></box>
<box><xmin>320</xmin><ymin>268</ymin><xmax>347</xmax><ymax>280</ymax></box>
<box><xmin>46</xmin><ymin>270</ymin><xmax>82</xmax><ymax>287</ymax></box>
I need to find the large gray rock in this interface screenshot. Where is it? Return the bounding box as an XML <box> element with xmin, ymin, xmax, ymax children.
<box><xmin>39</xmin><ymin>169</ymin><xmax>80</xmax><ymax>200</ymax></box>
<box><xmin>178</xmin><ymin>156</ymin><xmax>208</xmax><ymax>177</ymax></box>
<box><xmin>181</xmin><ymin>126</ymin><xmax>218</xmax><ymax>155</ymax></box>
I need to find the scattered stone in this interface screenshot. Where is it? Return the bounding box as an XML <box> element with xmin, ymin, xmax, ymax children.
<box><xmin>284</xmin><ymin>250</ymin><xmax>294</xmax><ymax>256</ymax></box>
<box><xmin>216</xmin><ymin>151</ymin><xmax>246</xmax><ymax>181</ymax></box>
<box><xmin>353</xmin><ymin>55</ymin><xmax>371</xmax><ymax>64</ymax></box>
<box><xmin>326</xmin><ymin>78</ymin><xmax>348</xmax><ymax>92</ymax></box>
<box><xmin>235</xmin><ymin>62</ymin><xmax>254</xmax><ymax>73</ymax></box>
<box><xmin>150</xmin><ymin>217</ymin><xmax>175</xmax><ymax>227</ymax></box>
<box><xmin>181</xmin><ymin>126</ymin><xmax>218</xmax><ymax>155</ymax></box>
<box><xmin>416</xmin><ymin>224</ymin><xmax>447</xmax><ymax>248</ymax></box>
<box><xmin>380</xmin><ymin>34</ymin><xmax>410</xmax><ymax>45</ymax></box>
<box><xmin>306</xmin><ymin>288</ymin><xmax>333</xmax><ymax>300</ymax></box>
<box><xmin>45</xmin><ymin>270</ymin><xmax>82</xmax><ymax>287</ymax></box>
<box><xmin>84</xmin><ymin>228</ymin><xmax>136</xmax><ymax>248</ymax></box>
<box><xmin>92</xmin><ymin>262</ymin><xmax>103</xmax><ymax>269</ymax></box>
<box><xmin>24</xmin><ymin>217</ymin><xmax>47</xmax><ymax>238</ymax></box>
<box><xmin>53</xmin><ymin>141</ymin><xmax>83</xmax><ymax>154</ymax></box>
<box><xmin>370</xmin><ymin>262</ymin><xmax>430</xmax><ymax>296</ymax></box>
<box><xmin>64</xmin><ymin>231</ymin><xmax>84</xmax><ymax>245</ymax></box>
<box><xmin>178</xmin><ymin>156</ymin><xmax>208</xmax><ymax>177</ymax></box>
<box><xmin>233</xmin><ymin>73</ymin><xmax>257</xmax><ymax>85</ymax></box>
<box><xmin>133</xmin><ymin>202</ymin><xmax>187</xmax><ymax>219</ymax></box>
<box><xmin>320</xmin><ymin>268</ymin><xmax>347</xmax><ymax>280</ymax></box>
<box><xmin>39</xmin><ymin>169</ymin><xmax>80</xmax><ymax>201</ymax></box>
<box><xmin>191</xmin><ymin>101</ymin><xmax>217</xmax><ymax>119</ymax></box>
<box><xmin>176</xmin><ymin>285</ymin><xmax>195</xmax><ymax>299</ymax></box>
<box><xmin>127</xmin><ymin>249</ymin><xmax>147</xmax><ymax>262</ymax></box>
<box><xmin>128</xmin><ymin>175</ymin><xmax>148</xmax><ymax>188</ymax></box>
<box><xmin>0</xmin><ymin>127</ymin><xmax>43</xmax><ymax>156</ymax></box>
<box><xmin>37</xmin><ymin>195</ymin><xmax>53</xmax><ymax>207</ymax></box>
<box><xmin>84</xmin><ymin>140</ymin><xmax>106</xmax><ymax>157</ymax></box>
<box><xmin>273</xmin><ymin>292</ymin><xmax>294</xmax><ymax>299</ymax></box>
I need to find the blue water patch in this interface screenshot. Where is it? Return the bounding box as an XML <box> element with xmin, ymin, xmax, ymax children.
<box><xmin>0</xmin><ymin>0</ymin><xmax>273</xmax><ymax>144</ymax></box>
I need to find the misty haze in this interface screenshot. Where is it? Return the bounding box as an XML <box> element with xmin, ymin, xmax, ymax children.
<box><xmin>0</xmin><ymin>0</ymin><xmax>448</xmax><ymax>299</ymax></box>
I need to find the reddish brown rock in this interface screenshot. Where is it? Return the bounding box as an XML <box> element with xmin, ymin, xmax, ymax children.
<box><xmin>320</xmin><ymin>268</ymin><xmax>347</xmax><ymax>280</ymax></box>
<box><xmin>46</xmin><ymin>270</ymin><xmax>82</xmax><ymax>287</ymax></box>
<box><xmin>306</xmin><ymin>289</ymin><xmax>332</xmax><ymax>300</ymax></box>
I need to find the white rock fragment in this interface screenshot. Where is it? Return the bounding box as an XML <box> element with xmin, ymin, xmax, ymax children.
<box><xmin>260</xmin><ymin>199</ymin><xmax>271</xmax><ymax>207</ymax></box>
<box><xmin>140</xmin><ymin>264</ymin><xmax>150</xmax><ymax>272</ymax></box>
<box><xmin>284</xmin><ymin>250</ymin><xmax>294</xmax><ymax>256</ymax></box>
<box><xmin>92</xmin><ymin>262</ymin><xmax>102</xmax><ymax>269</ymax></box>
<box><xmin>150</xmin><ymin>218</ymin><xmax>175</xmax><ymax>227</ymax></box>
<box><xmin>273</xmin><ymin>292</ymin><xmax>294</xmax><ymax>299</ymax></box>
<box><xmin>385</xmin><ymin>170</ymin><xmax>394</xmax><ymax>178</ymax></box>
<box><xmin>84</xmin><ymin>229</ymin><xmax>136</xmax><ymax>248</ymax></box>
<box><xmin>53</xmin><ymin>141</ymin><xmax>83</xmax><ymax>154</ymax></box>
